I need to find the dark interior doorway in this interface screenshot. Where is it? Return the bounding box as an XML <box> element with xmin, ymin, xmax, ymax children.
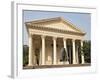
<box><xmin>35</xmin><ymin>48</ymin><xmax>40</xmax><ymax>65</ymax></box>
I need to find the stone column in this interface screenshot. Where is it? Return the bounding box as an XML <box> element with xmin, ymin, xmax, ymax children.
<box><xmin>63</xmin><ymin>38</ymin><xmax>69</xmax><ymax>64</ymax></box>
<box><xmin>28</xmin><ymin>35</ymin><xmax>33</xmax><ymax>66</ymax></box>
<box><xmin>76</xmin><ymin>45</ymin><xmax>79</xmax><ymax>64</ymax></box>
<box><xmin>81</xmin><ymin>40</ymin><xmax>85</xmax><ymax>64</ymax></box>
<box><xmin>53</xmin><ymin>37</ymin><xmax>57</xmax><ymax>65</ymax></box>
<box><xmin>72</xmin><ymin>39</ymin><xmax>76</xmax><ymax>64</ymax></box>
<box><xmin>32</xmin><ymin>38</ymin><xmax>35</xmax><ymax>65</ymax></box>
<box><xmin>63</xmin><ymin>38</ymin><xmax>67</xmax><ymax>50</ymax></box>
<box><xmin>41</xmin><ymin>35</ymin><xmax>46</xmax><ymax>65</ymax></box>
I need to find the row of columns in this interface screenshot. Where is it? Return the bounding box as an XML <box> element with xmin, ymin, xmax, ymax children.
<box><xmin>28</xmin><ymin>35</ymin><xmax>85</xmax><ymax>66</ymax></box>
<box><xmin>41</xmin><ymin>36</ymin><xmax>57</xmax><ymax>65</ymax></box>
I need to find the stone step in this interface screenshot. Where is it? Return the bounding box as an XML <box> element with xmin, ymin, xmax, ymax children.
<box><xmin>23</xmin><ymin>63</ymin><xmax>91</xmax><ymax>69</ymax></box>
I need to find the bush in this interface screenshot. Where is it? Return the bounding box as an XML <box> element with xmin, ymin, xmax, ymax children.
<box><xmin>82</xmin><ymin>40</ymin><xmax>91</xmax><ymax>63</ymax></box>
<box><xmin>23</xmin><ymin>45</ymin><xmax>29</xmax><ymax>66</ymax></box>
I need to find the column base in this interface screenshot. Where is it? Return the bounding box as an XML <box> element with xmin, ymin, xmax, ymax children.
<box><xmin>28</xmin><ymin>64</ymin><xmax>33</xmax><ymax>67</ymax></box>
<box><xmin>64</xmin><ymin>61</ymin><xmax>69</xmax><ymax>64</ymax></box>
<box><xmin>73</xmin><ymin>61</ymin><xmax>77</xmax><ymax>64</ymax></box>
<box><xmin>53</xmin><ymin>63</ymin><xmax>57</xmax><ymax>65</ymax></box>
<box><xmin>81</xmin><ymin>62</ymin><xmax>85</xmax><ymax>64</ymax></box>
<box><xmin>66</xmin><ymin>61</ymin><xmax>69</xmax><ymax>64</ymax></box>
<box><xmin>81</xmin><ymin>56</ymin><xmax>85</xmax><ymax>64</ymax></box>
<box><xmin>41</xmin><ymin>63</ymin><xmax>46</xmax><ymax>65</ymax></box>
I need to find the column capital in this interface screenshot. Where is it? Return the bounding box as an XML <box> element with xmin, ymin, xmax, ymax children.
<box><xmin>29</xmin><ymin>34</ymin><xmax>33</xmax><ymax>37</ymax></box>
<box><xmin>81</xmin><ymin>39</ymin><xmax>84</xmax><ymax>42</ymax></box>
<box><xmin>53</xmin><ymin>36</ymin><xmax>57</xmax><ymax>40</ymax></box>
<box><xmin>41</xmin><ymin>35</ymin><xmax>46</xmax><ymax>39</ymax></box>
<box><xmin>63</xmin><ymin>38</ymin><xmax>67</xmax><ymax>41</ymax></box>
<box><xmin>72</xmin><ymin>39</ymin><xmax>76</xmax><ymax>42</ymax></box>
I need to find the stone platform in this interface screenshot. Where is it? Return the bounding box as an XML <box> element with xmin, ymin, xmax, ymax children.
<box><xmin>23</xmin><ymin>63</ymin><xmax>91</xmax><ymax>69</ymax></box>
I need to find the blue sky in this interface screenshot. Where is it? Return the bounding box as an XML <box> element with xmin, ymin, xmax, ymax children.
<box><xmin>23</xmin><ymin>10</ymin><xmax>91</xmax><ymax>45</ymax></box>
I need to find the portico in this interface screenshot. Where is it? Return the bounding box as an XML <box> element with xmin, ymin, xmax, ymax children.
<box><xmin>25</xmin><ymin>17</ymin><xmax>86</xmax><ymax>66</ymax></box>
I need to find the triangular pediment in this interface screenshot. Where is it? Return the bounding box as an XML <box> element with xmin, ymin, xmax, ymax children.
<box><xmin>42</xmin><ymin>21</ymin><xmax>81</xmax><ymax>33</ymax></box>
<box><xmin>26</xmin><ymin>17</ymin><xmax>85</xmax><ymax>34</ymax></box>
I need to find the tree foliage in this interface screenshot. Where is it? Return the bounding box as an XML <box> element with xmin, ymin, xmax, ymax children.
<box><xmin>23</xmin><ymin>45</ymin><xmax>29</xmax><ymax>66</ymax></box>
<box><xmin>82</xmin><ymin>40</ymin><xmax>91</xmax><ymax>63</ymax></box>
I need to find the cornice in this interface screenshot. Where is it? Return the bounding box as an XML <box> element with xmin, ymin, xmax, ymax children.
<box><xmin>27</xmin><ymin>24</ymin><xmax>86</xmax><ymax>36</ymax></box>
<box><xmin>25</xmin><ymin>17</ymin><xmax>85</xmax><ymax>34</ymax></box>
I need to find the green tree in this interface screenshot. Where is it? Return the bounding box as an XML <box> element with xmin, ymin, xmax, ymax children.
<box><xmin>23</xmin><ymin>45</ymin><xmax>29</xmax><ymax>66</ymax></box>
<box><xmin>81</xmin><ymin>40</ymin><xmax>91</xmax><ymax>63</ymax></box>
